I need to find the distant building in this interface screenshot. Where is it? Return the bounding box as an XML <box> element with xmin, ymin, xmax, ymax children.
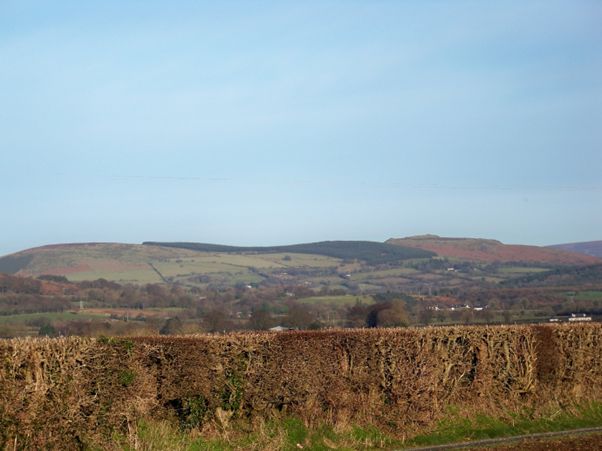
<box><xmin>269</xmin><ymin>326</ymin><xmax>288</xmax><ymax>332</ymax></box>
<box><xmin>568</xmin><ymin>313</ymin><xmax>592</xmax><ymax>322</ymax></box>
<box><xmin>549</xmin><ymin>314</ymin><xmax>593</xmax><ymax>323</ymax></box>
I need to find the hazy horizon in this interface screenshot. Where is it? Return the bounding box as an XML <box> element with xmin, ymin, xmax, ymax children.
<box><xmin>2</xmin><ymin>1</ymin><xmax>601</xmax><ymax>256</ymax></box>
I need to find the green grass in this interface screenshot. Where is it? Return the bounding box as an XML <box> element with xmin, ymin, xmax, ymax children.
<box><xmin>51</xmin><ymin>249</ymin><xmax>341</xmax><ymax>284</ymax></box>
<box><xmin>127</xmin><ymin>417</ymin><xmax>403</xmax><ymax>450</ymax></box>
<box><xmin>407</xmin><ymin>401</ymin><xmax>602</xmax><ymax>447</ymax></box>
<box><xmin>571</xmin><ymin>290</ymin><xmax>602</xmax><ymax>301</ymax></box>
<box><xmin>267</xmin><ymin>253</ymin><xmax>341</xmax><ymax>268</ymax></box>
<box><xmin>149</xmin><ymin>253</ymin><xmax>341</xmax><ymax>288</ymax></box>
<box><xmin>349</xmin><ymin>267</ymin><xmax>419</xmax><ymax>282</ymax></box>
<box><xmin>155</xmin><ymin>253</ymin><xmax>340</xmax><ymax>276</ymax></box>
<box><xmin>154</xmin><ymin>259</ymin><xmax>247</xmax><ymax>276</ymax></box>
<box><xmin>121</xmin><ymin>401</ymin><xmax>602</xmax><ymax>450</ymax></box>
<box><xmin>497</xmin><ymin>266</ymin><xmax>551</xmax><ymax>275</ymax></box>
<box><xmin>357</xmin><ymin>282</ymin><xmax>382</xmax><ymax>291</ymax></box>
<box><xmin>67</xmin><ymin>269</ymin><xmax>163</xmax><ymax>283</ymax></box>
<box><xmin>211</xmin><ymin>271</ymin><xmax>264</xmax><ymax>285</ymax></box>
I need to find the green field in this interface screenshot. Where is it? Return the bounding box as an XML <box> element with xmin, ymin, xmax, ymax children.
<box><xmin>6</xmin><ymin>244</ymin><xmax>344</xmax><ymax>286</ymax></box>
<box><xmin>349</xmin><ymin>267</ymin><xmax>419</xmax><ymax>282</ymax></box>
<box><xmin>261</xmin><ymin>252</ymin><xmax>340</xmax><ymax>268</ymax></box>
<box><xmin>153</xmin><ymin>252</ymin><xmax>340</xmax><ymax>278</ymax></box>
<box><xmin>572</xmin><ymin>290</ymin><xmax>602</xmax><ymax>301</ymax></box>
<box><xmin>201</xmin><ymin>271</ymin><xmax>264</xmax><ymax>286</ymax></box>
<box><xmin>497</xmin><ymin>266</ymin><xmax>551</xmax><ymax>275</ymax></box>
<box><xmin>67</xmin><ymin>268</ymin><xmax>163</xmax><ymax>283</ymax></box>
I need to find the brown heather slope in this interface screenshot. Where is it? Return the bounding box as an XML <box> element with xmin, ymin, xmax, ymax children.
<box><xmin>387</xmin><ymin>235</ymin><xmax>601</xmax><ymax>264</ymax></box>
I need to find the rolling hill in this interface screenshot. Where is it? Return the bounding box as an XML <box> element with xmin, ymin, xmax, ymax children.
<box><xmin>142</xmin><ymin>240</ymin><xmax>435</xmax><ymax>264</ymax></box>
<box><xmin>547</xmin><ymin>240</ymin><xmax>602</xmax><ymax>259</ymax></box>
<box><xmin>386</xmin><ymin>235</ymin><xmax>600</xmax><ymax>265</ymax></box>
<box><xmin>0</xmin><ymin>240</ymin><xmax>434</xmax><ymax>287</ymax></box>
<box><xmin>1</xmin><ymin>237</ymin><xmax>598</xmax><ymax>289</ymax></box>
<box><xmin>0</xmin><ymin>243</ymin><xmax>200</xmax><ymax>283</ymax></box>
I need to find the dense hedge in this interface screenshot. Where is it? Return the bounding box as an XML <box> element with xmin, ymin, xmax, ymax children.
<box><xmin>1</xmin><ymin>324</ymin><xmax>601</xmax><ymax>449</ymax></box>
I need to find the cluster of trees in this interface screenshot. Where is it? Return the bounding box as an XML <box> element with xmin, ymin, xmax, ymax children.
<box><xmin>345</xmin><ymin>300</ymin><xmax>409</xmax><ymax>328</ymax></box>
<box><xmin>0</xmin><ymin>274</ymin><xmax>47</xmax><ymax>294</ymax></box>
<box><xmin>195</xmin><ymin>300</ymin><xmax>323</xmax><ymax>333</ymax></box>
<box><xmin>0</xmin><ymin>294</ymin><xmax>71</xmax><ymax>315</ymax></box>
<box><xmin>176</xmin><ymin>298</ymin><xmax>413</xmax><ymax>333</ymax></box>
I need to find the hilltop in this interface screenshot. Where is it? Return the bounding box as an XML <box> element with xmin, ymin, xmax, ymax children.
<box><xmin>0</xmin><ymin>243</ymin><xmax>202</xmax><ymax>283</ymax></box>
<box><xmin>386</xmin><ymin>235</ymin><xmax>600</xmax><ymax>265</ymax></box>
<box><xmin>547</xmin><ymin>240</ymin><xmax>602</xmax><ymax>259</ymax></box>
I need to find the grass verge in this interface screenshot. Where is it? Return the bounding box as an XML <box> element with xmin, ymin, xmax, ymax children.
<box><xmin>121</xmin><ymin>402</ymin><xmax>602</xmax><ymax>450</ymax></box>
<box><xmin>406</xmin><ymin>401</ymin><xmax>602</xmax><ymax>448</ymax></box>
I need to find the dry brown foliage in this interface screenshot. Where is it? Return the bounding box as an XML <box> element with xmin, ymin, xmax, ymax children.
<box><xmin>1</xmin><ymin>324</ymin><xmax>601</xmax><ymax>449</ymax></box>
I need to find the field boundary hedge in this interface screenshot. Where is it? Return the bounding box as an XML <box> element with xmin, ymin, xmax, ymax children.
<box><xmin>1</xmin><ymin>324</ymin><xmax>601</xmax><ymax>449</ymax></box>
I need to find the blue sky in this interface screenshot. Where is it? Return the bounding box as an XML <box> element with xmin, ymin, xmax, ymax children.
<box><xmin>1</xmin><ymin>1</ymin><xmax>601</xmax><ymax>255</ymax></box>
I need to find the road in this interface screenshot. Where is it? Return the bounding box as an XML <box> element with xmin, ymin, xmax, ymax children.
<box><xmin>405</xmin><ymin>427</ymin><xmax>602</xmax><ymax>450</ymax></box>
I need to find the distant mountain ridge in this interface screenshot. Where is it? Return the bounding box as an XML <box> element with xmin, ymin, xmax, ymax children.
<box><xmin>386</xmin><ymin>235</ymin><xmax>600</xmax><ymax>265</ymax></box>
<box><xmin>0</xmin><ymin>236</ymin><xmax>598</xmax><ymax>285</ymax></box>
<box><xmin>547</xmin><ymin>241</ymin><xmax>602</xmax><ymax>259</ymax></box>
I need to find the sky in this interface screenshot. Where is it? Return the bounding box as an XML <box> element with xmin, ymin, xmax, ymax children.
<box><xmin>1</xmin><ymin>0</ymin><xmax>601</xmax><ymax>256</ymax></box>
